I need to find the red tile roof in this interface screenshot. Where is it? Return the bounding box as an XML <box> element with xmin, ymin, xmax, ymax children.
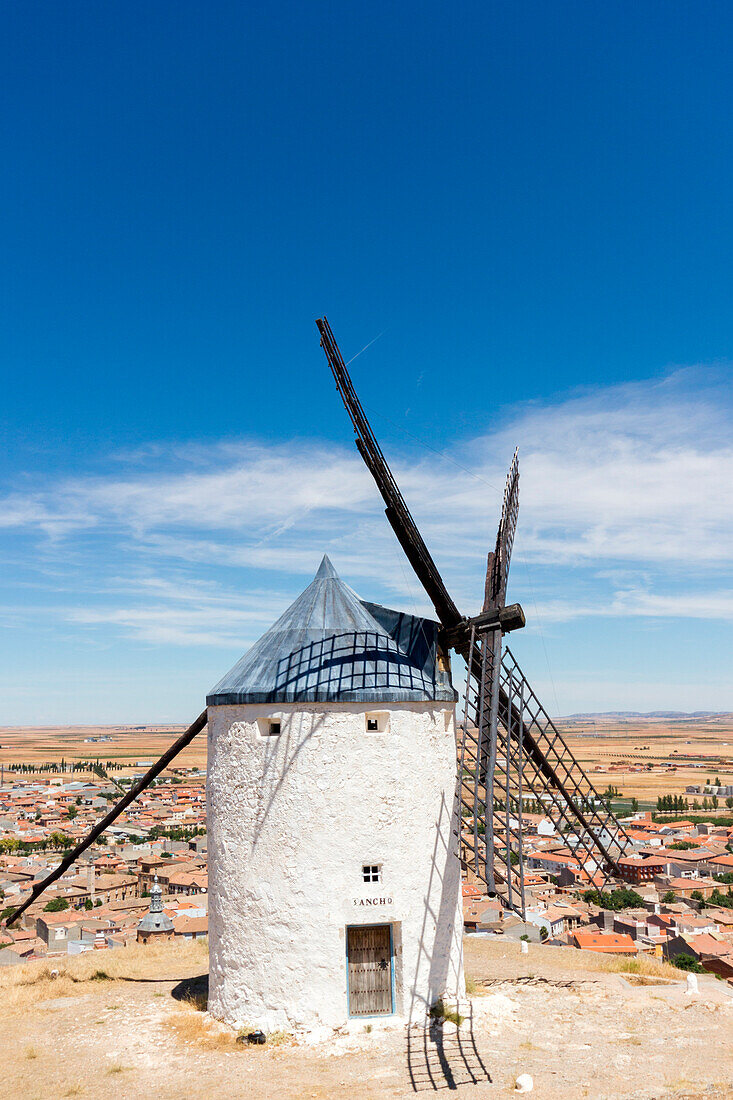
<box><xmin>572</xmin><ymin>931</ymin><xmax>636</xmax><ymax>954</ymax></box>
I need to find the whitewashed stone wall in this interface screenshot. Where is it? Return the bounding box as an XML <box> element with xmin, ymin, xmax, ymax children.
<box><xmin>207</xmin><ymin>701</ymin><xmax>464</xmax><ymax>1030</ymax></box>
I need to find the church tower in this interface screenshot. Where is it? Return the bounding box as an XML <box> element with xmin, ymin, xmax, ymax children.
<box><xmin>136</xmin><ymin>875</ymin><xmax>174</xmax><ymax>944</ymax></box>
<box><xmin>206</xmin><ymin>556</ymin><xmax>464</xmax><ymax>1030</ymax></box>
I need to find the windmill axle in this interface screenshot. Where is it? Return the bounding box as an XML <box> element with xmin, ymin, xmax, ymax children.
<box><xmin>444</xmin><ymin>602</ymin><xmax>526</xmax><ymax>649</ymax></box>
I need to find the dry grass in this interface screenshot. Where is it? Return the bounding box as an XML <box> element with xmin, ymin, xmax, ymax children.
<box><xmin>429</xmin><ymin>998</ymin><xmax>465</xmax><ymax>1027</ymax></box>
<box><xmin>165</xmin><ymin>1005</ymin><xmax>239</xmax><ymax>1051</ymax></box>
<box><xmin>182</xmin><ymin>988</ymin><xmax>208</xmax><ymax>1012</ymax></box>
<box><xmin>0</xmin><ymin>939</ymin><xmax>208</xmax><ymax>1013</ymax></box>
<box><xmin>267</xmin><ymin>1030</ymin><xmax>294</xmax><ymax>1047</ymax></box>
<box><xmin>603</xmin><ymin>955</ymin><xmax>679</xmax><ymax>979</ymax></box>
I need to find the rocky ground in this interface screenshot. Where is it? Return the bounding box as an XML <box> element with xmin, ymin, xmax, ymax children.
<box><xmin>5</xmin><ymin>936</ymin><xmax>733</xmax><ymax>1099</ymax></box>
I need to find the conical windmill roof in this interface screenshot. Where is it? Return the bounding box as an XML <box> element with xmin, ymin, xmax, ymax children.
<box><xmin>207</xmin><ymin>556</ymin><xmax>455</xmax><ymax>705</ymax></box>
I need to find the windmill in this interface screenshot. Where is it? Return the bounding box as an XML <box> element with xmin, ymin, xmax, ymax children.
<box><xmin>316</xmin><ymin>317</ymin><xmax>631</xmax><ymax>915</ymax></box>
<box><xmin>5</xmin><ymin>318</ymin><xmax>630</xmax><ymax>934</ymax></box>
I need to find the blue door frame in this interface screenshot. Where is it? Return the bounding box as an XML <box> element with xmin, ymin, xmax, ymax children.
<box><xmin>345</xmin><ymin>922</ymin><xmax>396</xmax><ymax>1018</ymax></box>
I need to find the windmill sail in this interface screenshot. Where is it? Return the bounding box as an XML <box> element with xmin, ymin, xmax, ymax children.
<box><xmin>460</xmin><ymin>454</ymin><xmax>525</xmax><ymax>914</ymax></box>
<box><xmin>318</xmin><ymin>317</ymin><xmax>631</xmax><ymax>914</ymax></box>
<box><xmin>316</xmin><ymin>317</ymin><xmax>462</xmax><ymax>632</ymax></box>
<box><xmin>485</xmin><ymin>447</ymin><xmax>519</xmax><ymax>611</ymax></box>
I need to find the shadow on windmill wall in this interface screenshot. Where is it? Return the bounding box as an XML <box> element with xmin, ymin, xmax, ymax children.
<box><xmin>249</xmin><ymin>708</ymin><xmax>327</xmax><ymax>849</ymax></box>
<box><xmin>405</xmin><ymin>790</ymin><xmax>491</xmax><ymax>1091</ymax></box>
<box><xmin>408</xmin><ymin>791</ymin><xmax>463</xmax><ymax>1022</ymax></box>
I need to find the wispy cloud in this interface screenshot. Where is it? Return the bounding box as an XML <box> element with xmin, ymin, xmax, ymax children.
<box><xmin>1</xmin><ymin>366</ymin><xmax>731</xmax><ymax>657</ymax></box>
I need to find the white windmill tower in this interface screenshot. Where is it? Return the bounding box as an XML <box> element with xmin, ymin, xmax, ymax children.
<box><xmin>205</xmin><ymin>555</ymin><xmax>465</xmax><ymax>1030</ymax></box>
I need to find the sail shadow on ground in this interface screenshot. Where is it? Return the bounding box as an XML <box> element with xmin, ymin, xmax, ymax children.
<box><xmin>406</xmin><ymin>1003</ymin><xmax>491</xmax><ymax>1092</ymax></box>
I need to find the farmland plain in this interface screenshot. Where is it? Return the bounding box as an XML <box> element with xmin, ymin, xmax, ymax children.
<box><xmin>2</xmin><ymin>715</ymin><xmax>733</xmax><ymax>806</ymax></box>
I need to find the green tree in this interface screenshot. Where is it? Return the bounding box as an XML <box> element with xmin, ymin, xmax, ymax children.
<box><xmin>44</xmin><ymin>897</ymin><xmax>69</xmax><ymax>912</ymax></box>
<box><xmin>539</xmin><ymin>926</ymin><xmax>549</xmax><ymax>941</ymax></box>
<box><xmin>582</xmin><ymin>887</ymin><xmax>645</xmax><ymax>911</ymax></box>
<box><xmin>67</xmin><ymin>805</ymin><xmax>78</xmax><ymax>820</ymax></box>
<box><xmin>48</xmin><ymin>832</ymin><xmax>73</xmax><ymax>849</ymax></box>
<box><xmin>661</xmin><ymin>890</ymin><xmax>676</xmax><ymax>903</ymax></box>
<box><xmin>672</xmin><ymin>953</ymin><xmax>705</xmax><ymax>973</ymax></box>
<box><xmin>84</xmin><ymin>899</ymin><xmax>93</xmax><ymax>911</ymax></box>
<box><xmin>631</xmin><ymin>798</ymin><xmax>639</xmax><ymax>813</ymax></box>
<box><xmin>707</xmin><ymin>889</ymin><xmax>733</xmax><ymax>910</ymax></box>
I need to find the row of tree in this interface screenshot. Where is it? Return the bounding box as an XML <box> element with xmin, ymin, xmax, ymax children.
<box><xmin>148</xmin><ymin>825</ymin><xmax>206</xmax><ymax>842</ymax></box>
<box><xmin>5</xmin><ymin>758</ymin><xmax>126</xmax><ymax>774</ymax></box>
<box><xmin>0</xmin><ymin>832</ymin><xmax>81</xmax><ymax>854</ymax></box>
<box><xmin>656</xmin><ymin>794</ymin><xmax>690</xmax><ymax>812</ymax></box>
<box><xmin>656</xmin><ymin>790</ymin><xmax>733</xmax><ymax>812</ymax></box>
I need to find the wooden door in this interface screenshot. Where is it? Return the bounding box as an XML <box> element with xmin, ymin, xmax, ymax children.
<box><xmin>347</xmin><ymin>924</ymin><xmax>393</xmax><ymax>1016</ymax></box>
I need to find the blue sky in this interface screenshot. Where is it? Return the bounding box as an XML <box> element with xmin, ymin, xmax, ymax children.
<box><xmin>1</xmin><ymin>3</ymin><xmax>732</xmax><ymax>723</ymax></box>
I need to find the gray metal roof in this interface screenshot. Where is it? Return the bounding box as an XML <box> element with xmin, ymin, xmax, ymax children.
<box><xmin>207</xmin><ymin>555</ymin><xmax>456</xmax><ymax>705</ymax></box>
<box><xmin>137</xmin><ymin>910</ymin><xmax>174</xmax><ymax>934</ymax></box>
<box><xmin>137</xmin><ymin>877</ymin><xmax>174</xmax><ymax>934</ymax></box>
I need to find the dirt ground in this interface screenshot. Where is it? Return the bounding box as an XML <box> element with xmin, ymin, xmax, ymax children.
<box><xmin>5</xmin><ymin>937</ymin><xmax>733</xmax><ymax>1100</ymax></box>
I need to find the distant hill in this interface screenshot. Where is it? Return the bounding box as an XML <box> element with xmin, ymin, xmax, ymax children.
<box><xmin>562</xmin><ymin>711</ymin><xmax>733</xmax><ymax>720</ymax></box>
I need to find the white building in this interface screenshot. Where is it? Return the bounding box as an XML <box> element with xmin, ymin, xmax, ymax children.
<box><xmin>206</xmin><ymin>556</ymin><xmax>465</xmax><ymax>1031</ymax></box>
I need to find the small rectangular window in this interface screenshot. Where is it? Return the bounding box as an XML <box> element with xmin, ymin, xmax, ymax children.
<box><xmin>365</xmin><ymin>712</ymin><xmax>389</xmax><ymax>733</ymax></box>
<box><xmin>257</xmin><ymin>718</ymin><xmax>282</xmax><ymax>738</ymax></box>
<box><xmin>362</xmin><ymin>864</ymin><xmax>381</xmax><ymax>883</ymax></box>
